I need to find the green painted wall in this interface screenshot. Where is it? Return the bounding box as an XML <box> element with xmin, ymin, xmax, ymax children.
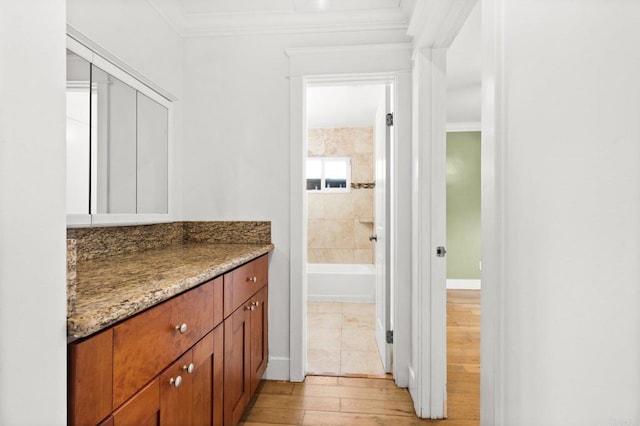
<box><xmin>446</xmin><ymin>131</ymin><xmax>481</xmax><ymax>279</ymax></box>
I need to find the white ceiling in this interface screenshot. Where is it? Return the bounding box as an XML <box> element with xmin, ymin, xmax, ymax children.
<box><xmin>306</xmin><ymin>84</ymin><xmax>385</xmax><ymax>128</ymax></box>
<box><xmin>148</xmin><ymin>0</ymin><xmax>415</xmax><ymax>36</ymax></box>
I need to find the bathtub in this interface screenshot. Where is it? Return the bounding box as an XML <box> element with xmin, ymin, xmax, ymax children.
<box><xmin>307</xmin><ymin>263</ymin><xmax>376</xmax><ymax>303</ymax></box>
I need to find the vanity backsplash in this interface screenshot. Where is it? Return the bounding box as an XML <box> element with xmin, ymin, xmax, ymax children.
<box><xmin>67</xmin><ymin>221</ymin><xmax>271</xmax><ymax>261</ymax></box>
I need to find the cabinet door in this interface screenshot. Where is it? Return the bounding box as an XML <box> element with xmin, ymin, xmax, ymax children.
<box><xmin>224</xmin><ymin>304</ymin><xmax>251</xmax><ymax>426</ymax></box>
<box><xmin>250</xmin><ymin>286</ymin><xmax>268</xmax><ymax>395</ymax></box>
<box><xmin>190</xmin><ymin>325</ymin><xmax>224</xmax><ymax>426</ymax></box>
<box><xmin>68</xmin><ymin>329</ymin><xmax>113</xmax><ymax>426</ymax></box>
<box><xmin>159</xmin><ymin>352</ymin><xmax>193</xmax><ymax>426</ymax></box>
<box><xmin>112</xmin><ymin>380</ymin><xmax>160</xmax><ymax>426</ymax></box>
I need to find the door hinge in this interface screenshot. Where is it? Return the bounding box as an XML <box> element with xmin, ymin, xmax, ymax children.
<box><xmin>386</xmin><ymin>113</ymin><xmax>394</xmax><ymax>126</ymax></box>
<box><xmin>386</xmin><ymin>330</ymin><xmax>393</xmax><ymax>344</ymax></box>
<box><xmin>436</xmin><ymin>246</ymin><xmax>447</xmax><ymax>257</ymax></box>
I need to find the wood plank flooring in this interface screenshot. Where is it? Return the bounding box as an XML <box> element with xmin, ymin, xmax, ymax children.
<box><xmin>239</xmin><ymin>290</ymin><xmax>480</xmax><ymax>425</ymax></box>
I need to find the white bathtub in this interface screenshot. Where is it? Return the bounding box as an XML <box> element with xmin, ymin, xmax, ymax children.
<box><xmin>307</xmin><ymin>263</ymin><xmax>376</xmax><ymax>303</ymax></box>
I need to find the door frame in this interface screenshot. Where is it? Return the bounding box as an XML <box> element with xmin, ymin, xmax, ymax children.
<box><xmin>287</xmin><ymin>43</ymin><xmax>413</xmax><ymax>387</ymax></box>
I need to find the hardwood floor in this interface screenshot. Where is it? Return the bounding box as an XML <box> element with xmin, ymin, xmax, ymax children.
<box><xmin>239</xmin><ymin>290</ymin><xmax>480</xmax><ymax>425</ymax></box>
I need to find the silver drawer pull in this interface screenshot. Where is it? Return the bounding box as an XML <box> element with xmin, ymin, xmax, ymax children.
<box><xmin>175</xmin><ymin>323</ymin><xmax>188</xmax><ymax>334</ymax></box>
<box><xmin>247</xmin><ymin>276</ymin><xmax>257</xmax><ymax>283</ymax></box>
<box><xmin>183</xmin><ymin>363</ymin><xmax>194</xmax><ymax>374</ymax></box>
<box><xmin>169</xmin><ymin>376</ymin><xmax>182</xmax><ymax>388</ymax></box>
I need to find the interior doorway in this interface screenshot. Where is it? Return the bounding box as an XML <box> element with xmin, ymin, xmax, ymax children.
<box><xmin>304</xmin><ymin>81</ymin><xmax>393</xmax><ymax>377</ymax></box>
<box><xmin>444</xmin><ymin>1</ymin><xmax>482</xmax><ymax>420</ymax></box>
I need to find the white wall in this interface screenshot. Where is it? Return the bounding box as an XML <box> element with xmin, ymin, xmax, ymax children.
<box><xmin>447</xmin><ymin>2</ymin><xmax>480</xmax><ymax>124</ymax></box>
<box><xmin>0</xmin><ymin>1</ymin><xmax>67</xmax><ymax>424</ymax></box>
<box><xmin>67</xmin><ymin>0</ymin><xmax>184</xmax><ymax>219</ymax></box>
<box><xmin>483</xmin><ymin>1</ymin><xmax>640</xmax><ymax>424</ymax></box>
<box><xmin>182</xmin><ymin>30</ymin><xmax>409</xmax><ymax>379</ymax></box>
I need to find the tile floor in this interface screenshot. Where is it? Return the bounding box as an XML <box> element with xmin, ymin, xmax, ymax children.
<box><xmin>307</xmin><ymin>301</ymin><xmax>385</xmax><ymax>376</ymax></box>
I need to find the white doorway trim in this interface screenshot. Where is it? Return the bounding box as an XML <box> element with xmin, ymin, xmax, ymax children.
<box><xmin>480</xmin><ymin>0</ymin><xmax>505</xmax><ymax>423</ymax></box>
<box><xmin>287</xmin><ymin>44</ymin><xmax>413</xmax><ymax>387</ymax></box>
<box><xmin>407</xmin><ymin>0</ymin><xmax>479</xmax><ymax>419</ymax></box>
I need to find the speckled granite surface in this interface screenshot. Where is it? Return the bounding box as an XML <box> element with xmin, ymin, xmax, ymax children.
<box><xmin>67</xmin><ymin>221</ymin><xmax>271</xmax><ymax>261</ymax></box>
<box><xmin>67</xmin><ymin>239</ymin><xmax>77</xmax><ymax>317</ymax></box>
<box><xmin>68</xmin><ymin>223</ymin><xmax>183</xmax><ymax>261</ymax></box>
<box><xmin>183</xmin><ymin>221</ymin><xmax>271</xmax><ymax>244</ymax></box>
<box><xmin>68</xmin><ymin>242</ymin><xmax>273</xmax><ymax>340</ymax></box>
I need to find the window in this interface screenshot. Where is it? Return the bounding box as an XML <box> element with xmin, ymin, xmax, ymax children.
<box><xmin>306</xmin><ymin>157</ymin><xmax>351</xmax><ymax>192</ymax></box>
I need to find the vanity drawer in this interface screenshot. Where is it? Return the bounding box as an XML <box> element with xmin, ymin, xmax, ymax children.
<box><xmin>112</xmin><ymin>280</ymin><xmax>215</xmax><ymax>408</ymax></box>
<box><xmin>224</xmin><ymin>255</ymin><xmax>268</xmax><ymax>318</ymax></box>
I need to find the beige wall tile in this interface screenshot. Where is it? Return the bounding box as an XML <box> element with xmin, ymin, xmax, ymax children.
<box><xmin>324</xmin><ymin>134</ymin><xmax>354</xmax><ymax>155</ymax></box>
<box><xmin>353</xmin><ymin>221</ymin><xmax>374</xmax><ymax>250</ymax></box>
<box><xmin>323</xmin><ymin>249</ymin><xmax>354</xmax><ymax>264</ymax></box>
<box><xmin>307</xmin><ymin>193</ymin><xmax>324</xmax><ymax>219</ymax></box>
<box><xmin>353</xmin><ymin>127</ymin><xmax>374</xmax><ymax>153</ymax></box>
<box><xmin>354</xmin><ymin>249</ymin><xmax>374</xmax><ymax>264</ymax></box>
<box><xmin>323</xmin><ymin>220</ymin><xmax>354</xmax><ymax>249</ymax></box>
<box><xmin>308</xmin><ymin>249</ymin><xmax>324</xmax><ymax>263</ymax></box>
<box><xmin>308</xmin><ymin>219</ymin><xmax>324</xmax><ymax>249</ymax></box>
<box><xmin>307</xmin><ymin>130</ymin><xmax>325</xmax><ymax>156</ymax></box>
<box><xmin>352</xmin><ymin>153</ymin><xmax>374</xmax><ymax>183</ymax></box>
<box><xmin>323</xmin><ymin>194</ymin><xmax>354</xmax><ymax>219</ymax></box>
<box><xmin>306</xmin><ymin>127</ymin><xmax>376</xmax><ymax>265</ymax></box>
<box><xmin>353</xmin><ymin>189</ymin><xmax>374</xmax><ymax>218</ymax></box>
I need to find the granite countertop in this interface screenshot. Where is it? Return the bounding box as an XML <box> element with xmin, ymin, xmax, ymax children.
<box><xmin>67</xmin><ymin>242</ymin><xmax>274</xmax><ymax>340</ymax></box>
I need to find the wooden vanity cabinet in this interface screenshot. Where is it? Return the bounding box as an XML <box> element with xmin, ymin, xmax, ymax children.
<box><xmin>249</xmin><ymin>286</ymin><xmax>268</xmax><ymax>395</ymax></box>
<box><xmin>68</xmin><ymin>257</ymin><xmax>267</xmax><ymax>426</ymax></box>
<box><xmin>159</xmin><ymin>326</ymin><xmax>224</xmax><ymax>426</ymax></box>
<box><xmin>111</xmin><ymin>380</ymin><xmax>160</xmax><ymax>426</ymax></box>
<box><xmin>68</xmin><ymin>328</ymin><xmax>114</xmax><ymax>426</ymax></box>
<box><xmin>223</xmin><ymin>255</ymin><xmax>269</xmax><ymax>425</ymax></box>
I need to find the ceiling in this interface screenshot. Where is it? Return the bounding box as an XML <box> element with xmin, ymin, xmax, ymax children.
<box><xmin>306</xmin><ymin>84</ymin><xmax>386</xmax><ymax>128</ymax></box>
<box><xmin>148</xmin><ymin>0</ymin><xmax>416</xmax><ymax>36</ymax></box>
<box><xmin>146</xmin><ymin>0</ymin><xmax>481</xmax><ymax>124</ymax></box>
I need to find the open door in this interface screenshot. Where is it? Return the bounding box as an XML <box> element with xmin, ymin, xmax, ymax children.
<box><xmin>374</xmin><ymin>85</ymin><xmax>392</xmax><ymax>373</ymax></box>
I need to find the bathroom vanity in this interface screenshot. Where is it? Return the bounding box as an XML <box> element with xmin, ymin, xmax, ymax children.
<box><xmin>67</xmin><ymin>222</ymin><xmax>272</xmax><ymax>426</ymax></box>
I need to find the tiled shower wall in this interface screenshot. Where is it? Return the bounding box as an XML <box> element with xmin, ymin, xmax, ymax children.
<box><xmin>307</xmin><ymin>127</ymin><xmax>376</xmax><ymax>264</ymax></box>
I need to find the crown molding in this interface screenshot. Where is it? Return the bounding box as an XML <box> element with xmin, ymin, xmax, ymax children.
<box><xmin>147</xmin><ymin>0</ymin><xmax>409</xmax><ymax>37</ymax></box>
<box><xmin>408</xmin><ymin>0</ymin><xmax>477</xmax><ymax>49</ymax></box>
<box><xmin>286</xmin><ymin>42</ymin><xmax>412</xmax><ymax>57</ymax></box>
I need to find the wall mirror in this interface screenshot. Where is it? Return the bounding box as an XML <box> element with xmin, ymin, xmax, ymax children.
<box><xmin>66</xmin><ymin>36</ymin><xmax>171</xmax><ymax>226</ymax></box>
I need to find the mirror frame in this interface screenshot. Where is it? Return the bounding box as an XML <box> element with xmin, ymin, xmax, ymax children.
<box><xmin>66</xmin><ymin>35</ymin><xmax>174</xmax><ymax>227</ymax></box>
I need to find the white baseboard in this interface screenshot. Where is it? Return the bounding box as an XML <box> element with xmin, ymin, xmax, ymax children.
<box><xmin>446</xmin><ymin>279</ymin><xmax>481</xmax><ymax>290</ymax></box>
<box><xmin>307</xmin><ymin>294</ymin><xmax>375</xmax><ymax>303</ymax></box>
<box><xmin>264</xmin><ymin>356</ymin><xmax>290</xmax><ymax>381</ymax></box>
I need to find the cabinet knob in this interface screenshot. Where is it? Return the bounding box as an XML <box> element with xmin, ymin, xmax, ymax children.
<box><xmin>175</xmin><ymin>323</ymin><xmax>188</xmax><ymax>334</ymax></box>
<box><xmin>183</xmin><ymin>363</ymin><xmax>195</xmax><ymax>374</ymax></box>
<box><xmin>255</xmin><ymin>301</ymin><xmax>260</xmax><ymax>307</ymax></box>
<box><xmin>169</xmin><ymin>376</ymin><xmax>182</xmax><ymax>388</ymax></box>
<box><xmin>247</xmin><ymin>276</ymin><xmax>257</xmax><ymax>283</ymax></box>
<box><xmin>246</xmin><ymin>304</ymin><xmax>255</xmax><ymax>311</ymax></box>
